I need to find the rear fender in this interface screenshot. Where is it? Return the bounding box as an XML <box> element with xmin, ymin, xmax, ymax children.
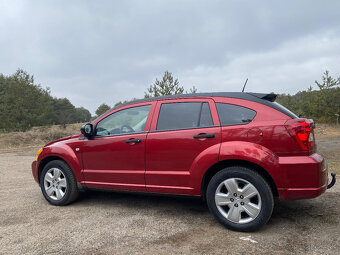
<box><xmin>218</xmin><ymin>141</ymin><xmax>283</xmax><ymax>187</ymax></box>
<box><xmin>189</xmin><ymin>144</ymin><xmax>220</xmax><ymax>194</ymax></box>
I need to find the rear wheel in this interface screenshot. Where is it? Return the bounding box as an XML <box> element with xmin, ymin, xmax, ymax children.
<box><xmin>206</xmin><ymin>167</ymin><xmax>274</xmax><ymax>232</ymax></box>
<box><xmin>40</xmin><ymin>160</ymin><xmax>79</xmax><ymax>206</ymax></box>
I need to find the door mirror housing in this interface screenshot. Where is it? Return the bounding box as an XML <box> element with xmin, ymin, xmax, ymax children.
<box><xmin>81</xmin><ymin>123</ymin><xmax>94</xmax><ymax>138</ymax></box>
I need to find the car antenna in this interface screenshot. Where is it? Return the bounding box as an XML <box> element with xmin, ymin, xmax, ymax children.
<box><xmin>242</xmin><ymin>78</ymin><xmax>248</xmax><ymax>92</ymax></box>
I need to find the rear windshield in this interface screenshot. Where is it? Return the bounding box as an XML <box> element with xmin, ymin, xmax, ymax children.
<box><xmin>272</xmin><ymin>102</ymin><xmax>298</xmax><ymax>119</ymax></box>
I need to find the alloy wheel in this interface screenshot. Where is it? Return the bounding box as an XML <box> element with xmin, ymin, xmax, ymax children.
<box><xmin>215</xmin><ymin>178</ymin><xmax>261</xmax><ymax>224</ymax></box>
<box><xmin>43</xmin><ymin>168</ymin><xmax>67</xmax><ymax>200</ymax></box>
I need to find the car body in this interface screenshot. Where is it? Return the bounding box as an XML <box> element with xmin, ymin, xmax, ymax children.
<box><xmin>32</xmin><ymin>92</ymin><xmax>335</xmax><ymax>231</ymax></box>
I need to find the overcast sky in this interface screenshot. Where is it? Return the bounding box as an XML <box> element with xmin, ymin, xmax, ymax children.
<box><xmin>1</xmin><ymin>1</ymin><xmax>340</xmax><ymax>114</ymax></box>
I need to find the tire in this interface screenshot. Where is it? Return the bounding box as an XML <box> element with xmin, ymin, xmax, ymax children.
<box><xmin>206</xmin><ymin>166</ymin><xmax>274</xmax><ymax>232</ymax></box>
<box><xmin>40</xmin><ymin>160</ymin><xmax>79</xmax><ymax>206</ymax></box>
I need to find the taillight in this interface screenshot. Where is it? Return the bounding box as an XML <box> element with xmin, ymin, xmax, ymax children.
<box><xmin>285</xmin><ymin>118</ymin><xmax>315</xmax><ymax>151</ymax></box>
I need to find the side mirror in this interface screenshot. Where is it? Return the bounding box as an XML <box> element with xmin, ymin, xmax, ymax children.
<box><xmin>80</xmin><ymin>123</ymin><xmax>94</xmax><ymax>138</ymax></box>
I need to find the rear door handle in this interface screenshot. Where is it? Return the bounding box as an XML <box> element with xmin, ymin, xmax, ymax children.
<box><xmin>125</xmin><ymin>139</ymin><xmax>142</xmax><ymax>143</ymax></box>
<box><xmin>193</xmin><ymin>134</ymin><xmax>215</xmax><ymax>139</ymax></box>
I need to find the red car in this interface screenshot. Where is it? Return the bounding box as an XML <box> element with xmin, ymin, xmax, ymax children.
<box><xmin>32</xmin><ymin>92</ymin><xmax>336</xmax><ymax>231</ymax></box>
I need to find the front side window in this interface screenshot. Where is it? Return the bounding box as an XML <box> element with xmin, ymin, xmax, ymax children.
<box><xmin>95</xmin><ymin>105</ymin><xmax>151</xmax><ymax>136</ymax></box>
<box><xmin>157</xmin><ymin>102</ymin><xmax>213</xmax><ymax>131</ymax></box>
<box><xmin>216</xmin><ymin>103</ymin><xmax>256</xmax><ymax>126</ymax></box>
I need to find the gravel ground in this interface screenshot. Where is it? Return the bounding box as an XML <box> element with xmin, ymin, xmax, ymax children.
<box><xmin>0</xmin><ymin>141</ymin><xmax>339</xmax><ymax>255</ymax></box>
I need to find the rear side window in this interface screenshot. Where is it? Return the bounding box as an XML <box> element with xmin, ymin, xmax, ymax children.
<box><xmin>157</xmin><ymin>102</ymin><xmax>213</xmax><ymax>131</ymax></box>
<box><xmin>216</xmin><ymin>103</ymin><xmax>256</xmax><ymax>126</ymax></box>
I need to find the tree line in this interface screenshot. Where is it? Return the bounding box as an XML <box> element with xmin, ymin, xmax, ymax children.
<box><xmin>1</xmin><ymin>69</ymin><xmax>339</xmax><ymax>133</ymax></box>
<box><xmin>277</xmin><ymin>71</ymin><xmax>340</xmax><ymax>124</ymax></box>
<box><xmin>0</xmin><ymin>69</ymin><xmax>91</xmax><ymax>132</ymax></box>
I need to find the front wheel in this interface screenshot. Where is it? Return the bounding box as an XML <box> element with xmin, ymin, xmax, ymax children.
<box><xmin>206</xmin><ymin>167</ymin><xmax>274</xmax><ymax>232</ymax></box>
<box><xmin>40</xmin><ymin>160</ymin><xmax>79</xmax><ymax>206</ymax></box>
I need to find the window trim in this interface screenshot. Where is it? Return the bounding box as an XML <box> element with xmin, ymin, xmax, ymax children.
<box><xmin>155</xmin><ymin>101</ymin><xmax>215</xmax><ymax>132</ymax></box>
<box><xmin>93</xmin><ymin>103</ymin><xmax>153</xmax><ymax>138</ymax></box>
<box><xmin>149</xmin><ymin>125</ymin><xmax>220</xmax><ymax>133</ymax></box>
<box><xmin>198</xmin><ymin>102</ymin><xmax>214</xmax><ymax>127</ymax></box>
<box><xmin>93</xmin><ymin>130</ymin><xmax>148</xmax><ymax>139</ymax></box>
<box><xmin>216</xmin><ymin>102</ymin><xmax>257</xmax><ymax>127</ymax></box>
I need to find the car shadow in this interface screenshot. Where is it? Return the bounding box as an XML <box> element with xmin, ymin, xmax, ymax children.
<box><xmin>74</xmin><ymin>189</ymin><xmax>339</xmax><ymax>230</ymax></box>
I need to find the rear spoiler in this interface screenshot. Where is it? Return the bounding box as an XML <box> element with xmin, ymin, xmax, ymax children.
<box><xmin>247</xmin><ymin>93</ymin><xmax>277</xmax><ymax>102</ymax></box>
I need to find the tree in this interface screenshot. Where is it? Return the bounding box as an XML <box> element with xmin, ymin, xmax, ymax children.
<box><xmin>51</xmin><ymin>98</ymin><xmax>76</xmax><ymax>128</ymax></box>
<box><xmin>0</xmin><ymin>69</ymin><xmax>92</xmax><ymax>131</ymax></box>
<box><xmin>95</xmin><ymin>103</ymin><xmax>110</xmax><ymax>116</ymax></box>
<box><xmin>187</xmin><ymin>86</ymin><xmax>197</xmax><ymax>94</ymax></box>
<box><xmin>313</xmin><ymin>70</ymin><xmax>340</xmax><ymax>123</ymax></box>
<box><xmin>145</xmin><ymin>71</ymin><xmax>183</xmax><ymax>98</ymax></box>
<box><xmin>0</xmin><ymin>69</ymin><xmax>52</xmax><ymax>131</ymax></box>
<box><xmin>114</xmin><ymin>98</ymin><xmax>138</xmax><ymax>107</ymax></box>
<box><xmin>144</xmin><ymin>71</ymin><xmax>197</xmax><ymax>98</ymax></box>
<box><xmin>114</xmin><ymin>101</ymin><xmax>124</xmax><ymax>107</ymax></box>
<box><xmin>277</xmin><ymin>70</ymin><xmax>340</xmax><ymax>123</ymax></box>
<box><xmin>74</xmin><ymin>107</ymin><xmax>91</xmax><ymax>123</ymax></box>
<box><xmin>315</xmin><ymin>70</ymin><xmax>340</xmax><ymax>90</ymax></box>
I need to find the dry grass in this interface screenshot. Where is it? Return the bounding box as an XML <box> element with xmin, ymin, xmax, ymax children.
<box><xmin>314</xmin><ymin>124</ymin><xmax>340</xmax><ymax>175</ymax></box>
<box><xmin>327</xmin><ymin>160</ymin><xmax>339</xmax><ymax>175</ymax></box>
<box><xmin>314</xmin><ymin>123</ymin><xmax>340</xmax><ymax>138</ymax></box>
<box><xmin>0</xmin><ymin>124</ymin><xmax>82</xmax><ymax>150</ymax></box>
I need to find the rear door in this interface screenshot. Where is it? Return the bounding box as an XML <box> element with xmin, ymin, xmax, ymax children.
<box><xmin>145</xmin><ymin>98</ymin><xmax>221</xmax><ymax>195</ymax></box>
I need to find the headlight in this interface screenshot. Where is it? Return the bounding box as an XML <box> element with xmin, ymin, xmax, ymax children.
<box><xmin>36</xmin><ymin>148</ymin><xmax>43</xmax><ymax>160</ymax></box>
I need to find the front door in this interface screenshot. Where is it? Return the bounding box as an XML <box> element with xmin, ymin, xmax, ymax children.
<box><xmin>81</xmin><ymin>103</ymin><xmax>154</xmax><ymax>191</ymax></box>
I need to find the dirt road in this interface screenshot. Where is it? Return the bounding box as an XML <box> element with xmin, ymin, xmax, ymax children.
<box><xmin>0</xmin><ymin>140</ymin><xmax>339</xmax><ymax>255</ymax></box>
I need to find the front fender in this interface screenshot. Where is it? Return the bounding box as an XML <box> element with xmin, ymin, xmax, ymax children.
<box><xmin>38</xmin><ymin>143</ymin><xmax>83</xmax><ymax>182</ymax></box>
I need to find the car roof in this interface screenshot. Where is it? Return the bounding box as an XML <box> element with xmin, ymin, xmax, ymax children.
<box><xmin>116</xmin><ymin>92</ymin><xmax>277</xmax><ymax>108</ymax></box>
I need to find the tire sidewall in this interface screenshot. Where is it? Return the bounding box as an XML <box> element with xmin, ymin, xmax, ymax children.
<box><xmin>40</xmin><ymin>160</ymin><xmax>74</xmax><ymax>206</ymax></box>
<box><xmin>206</xmin><ymin>167</ymin><xmax>273</xmax><ymax>232</ymax></box>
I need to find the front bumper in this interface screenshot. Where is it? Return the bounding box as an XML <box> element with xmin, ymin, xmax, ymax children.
<box><xmin>32</xmin><ymin>160</ymin><xmax>39</xmax><ymax>184</ymax></box>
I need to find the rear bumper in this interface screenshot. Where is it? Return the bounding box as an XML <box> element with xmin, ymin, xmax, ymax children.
<box><xmin>32</xmin><ymin>160</ymin><xmax>39</xmax><ymax>184</ymax></box>
<box><xmin>277</xmin><ymin>153</ymin><xmax>328</xmax><ymax>200</ymax></box>
<box><xmin>278</xmin><ymin>184</ymin><xmax>327</xmax><ymax>200</ymax></box>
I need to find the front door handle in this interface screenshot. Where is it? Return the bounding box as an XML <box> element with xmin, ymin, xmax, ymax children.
<box><xmin>125</xmin><ymin>138</ymin><xmax>142</xmax><ymax>144</ymax></box>
<box><xmin>193</xmin><ymin>134</ymin><xmax>215</xmax><ymax>139</ymax></box>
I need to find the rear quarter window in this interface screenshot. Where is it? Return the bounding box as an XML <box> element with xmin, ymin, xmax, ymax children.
<box><xmin>216</xmin><ymin>103</ymin><xmax>256</xmax><ymax>126</ymax></box>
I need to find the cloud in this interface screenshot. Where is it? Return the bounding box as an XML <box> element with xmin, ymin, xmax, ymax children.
<box><xmin>180</xmin><ymin>30</ymin><xmax>340</xmax><ymax>94</ymax></box>
<box><xmin>0</xmin><ymin>0</ymin><xmax>340</xmax><ymax>113</ymax></box>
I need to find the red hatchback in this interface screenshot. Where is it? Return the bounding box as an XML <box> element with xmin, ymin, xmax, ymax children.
<box><xmin>32</xmin><ymin>92</ymin><xmax>335</xmax><ymax>231</ymax></box>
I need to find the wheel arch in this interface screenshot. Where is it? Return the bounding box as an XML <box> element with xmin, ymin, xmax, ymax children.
<box><xmin>38</xmin><ymin>156</ymin><xmax>67</xmax><ymax>183</ymax></box>
<box><xmin>201</xmin><ymin>159</ymin><xmax>279</xmax><ymax>200</ymax></box>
